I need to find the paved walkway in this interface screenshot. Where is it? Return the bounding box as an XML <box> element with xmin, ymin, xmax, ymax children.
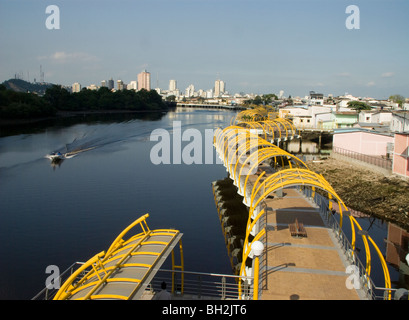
<box><xmin>258</xmin><ymin>188</ymin><xmax>364</xmax><ymax>300</ymax></box>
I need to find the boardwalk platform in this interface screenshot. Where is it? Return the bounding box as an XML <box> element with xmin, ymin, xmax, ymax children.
<box><xmin>259</xmin><ymin>188</ymin><xmax>364</xmax><ymax>299</ymax></box>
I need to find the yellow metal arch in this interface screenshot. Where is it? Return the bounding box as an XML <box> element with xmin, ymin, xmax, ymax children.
<box><xmin>216</xmin><ymin>120</ymin><xmax>391</xmax><ymax>298</ymax></box>
<box><xmin>236</xmin><ymin>148</ymin><xmax>308</xmax><ymax>195</ymax></box>
<box><xmin>54</xmin><ymin>214</ymin><xmax>183</xmax><ymax>300</ymax></box>
<box><xmin>237</xmin><ymin>168</ymin><xmax>391</xmax><ymax>294</ymax></box>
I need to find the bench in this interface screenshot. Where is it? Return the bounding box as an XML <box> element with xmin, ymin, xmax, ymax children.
<box><xmin>289</xmin><ymin>219</ymin><xmax>307</xmax><ymax>237</ymax></box>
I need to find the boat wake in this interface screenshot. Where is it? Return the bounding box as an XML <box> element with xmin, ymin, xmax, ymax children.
<box><xmin>45</xmin><ymin>120</ymin><xmax>152</xmax><ymax>166</ymax></box>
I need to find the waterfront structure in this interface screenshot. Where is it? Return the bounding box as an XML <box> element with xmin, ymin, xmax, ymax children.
<box><xmin>52</xmin><ymin>214</ymin><xmax>184</xmax><ymax>300</ymax></box>
<box><xmin>72</xmin><ymin>82</ymin><xmax>81</xmax><ymax>93</ymax></box>
<box><xmin>212</xmin><ymin>108</ymin><xmax>393</xmax><ymax>300</ymax></box>
<box><xmin>137</xmin><ymin>70</ymin><xmax>151</xmax><ymax>91</ymax></box>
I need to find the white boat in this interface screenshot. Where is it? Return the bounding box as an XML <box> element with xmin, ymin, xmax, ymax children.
<box><xmin>45</xmin><ymin>146</ymin><xmax>95</xmax><ymax>162</ymax></box>
<box><xmin>45</xmin><ymin>152</ymin><xmax>65</xmax><ymax>161</ymax></box>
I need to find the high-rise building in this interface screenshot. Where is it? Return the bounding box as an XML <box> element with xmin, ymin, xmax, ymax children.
<box><xmin>108</xmin><ymin>78</ymin><xmax>114</xmax><ymax>90</ymax></box>
<box><xmin>117</xmin><ymin>80</ymin><xmax>125</xmax><ymax>90</ymax></box>
<box><xmin>214</xmin><ymin>79</ymin><xmax>225</xmax><ymax>97</ymax></box>
<box><xmin>137</xmin><ymin>70</ymin><xmax>151</xmax><ymax>91</ymax></box>
<box><xmin>72</xmin><ymin>82</ymin><xmax>81</xmax><ymax>93</ymax></box>
<box><xmin>185</xmin><ymin>84</ymin><xmax>195</xmax><ymax>97</ymax></box>
<box><xmin>169</xmin><ymin>79</ymin><xmax>177</xmax><ymax>91</ymax></box>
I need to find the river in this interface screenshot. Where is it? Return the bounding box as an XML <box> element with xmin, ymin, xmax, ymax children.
<box><xmin>0</xmin><ymin>108</ymin><xmax>407</xmax><ymax>300</ymax></box>
<box><xmin>0</xmin><ymin>108</ymin><xmax>236</xmax><ymax>299</ymax></box>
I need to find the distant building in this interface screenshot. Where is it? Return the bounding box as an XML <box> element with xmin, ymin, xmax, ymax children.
<box><xmin>72</xmin><ymin>82</ymin><xmax>81</xmax><ymax>93</ymax></box>
<box><xmin>127</xmin><ymin>81</ymin><xmax>137</xmax><ymax>91</ymax></box>
<box><xmin>101</xmin><ymin>80</ymin><xmax>107</xmax><ymax>87</ymax></box>
<box><xmin>87</xmin><ymin>84</ymin><xmax>98</xmax><ymax>90</ymax></box>
<box><xmin>214</xmin><ymin>79</ymin><xmax>225</xmax><ymax>97</ymax></box>
<box><xmin>308</xmin><ymin>91</ymin><xmax>324</xmax><ymax>105</ymax></box>
<box><xmin>137</xmin><ymin>70</ymin><xmax>151</xmax><ymax>91</ymax></box>
<box><xmin>390</xmin><ymin>111</ymin><xmax>409</xmax><ymax>132</ymax></box>
<box><xmin>185</xmin><ymin>84</ymin><xmax>195</xmax><ymax>97</ymax></box>
<box><xmin>169</xmin><ymin>79</ymin><xmax>177</xmax><ymax>92</ymax></box>
<box><xmin>107</xmin><ymin>78</ymin><xmax>114</xmax><ymax>90</ymax></box>
<box><xmin>117</xmin><ymin>80</ymin><xmax>125</xmax><ymax>90</ymax></box>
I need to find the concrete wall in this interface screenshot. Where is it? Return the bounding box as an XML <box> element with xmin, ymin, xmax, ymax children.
<box><xmin>333</xmin><ymin>130</ymin><xmax>393</xmax><ymax>156</ymax></box>
<box><xmin>392</xmin><ymin>133</ymin><xmax>409</xmax><ymax>178</ymax></box>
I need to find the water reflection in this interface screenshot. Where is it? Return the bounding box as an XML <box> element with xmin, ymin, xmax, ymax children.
<box><xmin>384</xmin><ymin>222</ymin><xmax>409</xmax><ymax>290</ymax></box>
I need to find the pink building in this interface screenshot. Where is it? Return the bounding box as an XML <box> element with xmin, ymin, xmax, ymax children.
<box><xmin>393</xmin><ymin>133</ymin><xmax>409</xmax><ymax>178</ymax></box>
<box><xmin>137</xmin><ymin>70</ymin><xmax>151</xmax><ymax>91</ymax></box>
<box><xmin>333</xmin><ymin>129</ymin><xmax>393</xmax><ymax>156</ymax></box>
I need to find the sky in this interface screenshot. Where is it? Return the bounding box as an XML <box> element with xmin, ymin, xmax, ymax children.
<box><xmin>0</xmin><ymin>0</ymin><xmax>408</xmax><ymax>100</ymax></box>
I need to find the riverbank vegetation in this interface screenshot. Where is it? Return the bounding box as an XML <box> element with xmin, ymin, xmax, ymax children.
<box><xmin>0</xmin><ymin>84</ymin><xmax>169</xmax><ymax>120</ymax></box>
<box><xmin>307</xmin><ymin>157</ymin><xmax>409</xmax><ymax>231</ymax></box>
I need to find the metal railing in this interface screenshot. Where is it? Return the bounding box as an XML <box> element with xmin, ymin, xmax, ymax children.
<box><xmin>148</xmin><ymin>269</ymin><xmax>253</xmax><ymax>300</ymax></box>
<box><xmin>33</xmin><ymin>263</ymin><xmax>253</xmax><ymax>300</ymax></box>
<box><xmin>32</xmin><ymin>262</ymin><xmax>86</xmax><ymax>300</ymax></box>
<box><xmin>302</xmin><ymin>186</ymin><xmax>393</xmax><ymax>300</ymax></box>
<box><xmin>332</xmin><ymin>146</ymin><xmax>392</xmax><ymax>169</ymax></box>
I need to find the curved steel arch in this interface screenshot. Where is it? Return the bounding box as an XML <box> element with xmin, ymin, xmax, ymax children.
<box><xmin>237</xmin><ymin>168</ymin><xmax>391</xmax><ymax>294</ymax></box>
<box><xmin>236</xmin><ymin>148</ymin><xmax>308</xmax><ymax>195</ymax></box>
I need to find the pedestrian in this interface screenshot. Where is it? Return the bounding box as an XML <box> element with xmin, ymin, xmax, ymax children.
<box><xmin>153</xmin><ymin>281</ymin><xmax>172</xmax><ymax>300</ymax></box>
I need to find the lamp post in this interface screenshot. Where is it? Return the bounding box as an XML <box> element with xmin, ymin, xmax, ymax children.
<box><xmin>251</xmin><ymin>241</ymin><xmax>264</xmax><ymax>300</ymax></box>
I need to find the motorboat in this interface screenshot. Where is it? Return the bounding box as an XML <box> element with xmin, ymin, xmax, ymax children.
<box><xmin>45</xmin><ymin>152</ymin><xmax>65</xmax><ymax>161</ymax></box>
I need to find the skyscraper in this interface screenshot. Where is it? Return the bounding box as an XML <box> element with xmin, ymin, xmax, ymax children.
<box><xmin>214</xmin><ymin>79</ymin><xmax>225</xmax><ymax>97</ymax></box>
<box><xmin>117</xmin><ymin>80</ymin><xmax>125</xmax><ymax>90</ymax></box>
<box><xmin>108</xmin><ymin>78</ymin><xmax>114</xmax><ymax>90</ymax></box>
<box><xmin>72</xmin><ymin>82</ymin><xmax>81</xmax><ymax>93</ymax></box>
<box><xmin>137</xmin><ymin>70</ymin><xmax>151</xmax><ymax>91</ymax></box>
<box><xmin>169</xmin><ymin>79</ymin><xmax>177</xmax><ymax>91</ymax></box>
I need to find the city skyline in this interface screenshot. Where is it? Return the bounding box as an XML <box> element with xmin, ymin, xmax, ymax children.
<box><xmin>1</xmin><ymin>0</ymin><xmax>409</xmax><ymax>100</ymax></box>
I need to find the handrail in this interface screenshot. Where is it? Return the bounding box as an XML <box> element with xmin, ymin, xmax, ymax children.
<box><xmin>304</xmin><ymin>187</ymin><xmax>392</xmax><ymax>299</ymax></box>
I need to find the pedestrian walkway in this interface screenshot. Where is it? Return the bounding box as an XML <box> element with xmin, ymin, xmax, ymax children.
<box><xmin>259</xmin><ymin>188</ymin><xmax>363</xmax><ymax>299</ymax></box>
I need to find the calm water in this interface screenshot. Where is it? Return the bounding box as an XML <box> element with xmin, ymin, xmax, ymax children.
<box><xmin>0</xmin><ymin>108</ymin><xmax>235</xmax><ymax>299</ymax></box>
<box><xmin>0</xmin><ymin>108</ymin><xmax>406</xmax><ymax>300</ymax></box>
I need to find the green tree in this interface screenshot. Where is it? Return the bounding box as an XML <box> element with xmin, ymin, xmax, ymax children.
<box><xmin>347</xmin><ymin>101</ymin><xmax>372</xmax><ymax>112</ymax></box>
<box><xmin>389</xmin><ymin>94</ymin><xmax>405</xmax><ymax>108</ymax></box>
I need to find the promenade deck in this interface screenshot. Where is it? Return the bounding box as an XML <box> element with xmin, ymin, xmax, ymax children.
<box><xmin>258</xmin><ymin>188</ymin><xmax>363</xmax><ymax>299</ymax></box>
<box><xmin>227</xmin><ymin>166</ymin><xmax>368</xmax><ymax>300</ymax></box>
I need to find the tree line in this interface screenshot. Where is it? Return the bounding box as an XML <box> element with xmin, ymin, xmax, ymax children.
<box><xmin>0</xmin><ymin>84</ymin><xmax>169</xmax><ymax>120</ymax></box>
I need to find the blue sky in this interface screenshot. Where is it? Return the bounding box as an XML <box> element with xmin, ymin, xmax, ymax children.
<box><xmin>1</xmin><ymin>0</ymin><xmax>408</xmax><ymax>99</ymax></box>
